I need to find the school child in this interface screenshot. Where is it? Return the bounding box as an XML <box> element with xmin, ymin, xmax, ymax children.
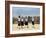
<box><xmin>32</xmin><ymin>17</ymin><xmax>34</xmax><ymax>25</ymax></box>
<box><xmin>21</xmin><ymin>16</ymin><xmax>24</xmax><ymax>29</ymax></box>
<box><xmin>18</xmin><ymin>16</ymin><xmax>21</xmax><ymax>29</ymax></box>
<box><xmin>25</xmin><ymin>16</ymin><xmax>28</xmax><ymax>28</ymax></box>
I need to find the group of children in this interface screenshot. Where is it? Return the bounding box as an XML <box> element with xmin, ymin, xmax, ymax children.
<box><xmin>18</xmin><ymin>16</ymin><xmax>34</xmax><ymax>29</ymax></box>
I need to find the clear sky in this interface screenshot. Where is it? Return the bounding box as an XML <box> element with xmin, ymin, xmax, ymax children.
<box><xmin>12</xmin><ymin>7</ymin><xmax>40</xmax><ymax>17</ymax></box>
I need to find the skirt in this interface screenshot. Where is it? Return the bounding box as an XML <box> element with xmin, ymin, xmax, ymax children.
<box><xmin>32</xmin><ymin>21</ymin><xmax>34</xmax><ymax>25</ymax></box>
<box><xmin>25</xmin><ymin>22</ymin><xmax>28</xmax><ymax>25</ymax></box>
<box><xmin>18</xmin><ymin>21</ymin><xmax>20</xmax><ymax>26</ymax></box>
<box><xmin>21</xmin><ymin>22</ymin><xmax>24</xmax><ymax>26</ymax></box>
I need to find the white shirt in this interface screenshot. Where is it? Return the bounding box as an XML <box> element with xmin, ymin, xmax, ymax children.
<box><xmin>21</xmin><ymin>18</ymin><xmax>24</xmax><ymax>21</ymax></box>
<box><xmin>25</xmin><ymin>18</ymin><xmax>28</xmax><ymax>21</ymax></box>
<box><xmin>18</xmin><ymin>18</ymin><xmax>20</xmax><ymax>21</ymax></box>
<box><xmin>32</xmin><ymin>17</ymin><xmax>34</xmax><ymax>21</ymax></box>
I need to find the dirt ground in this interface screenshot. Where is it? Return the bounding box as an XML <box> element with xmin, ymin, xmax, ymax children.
<box><xmin>12</xmin><ymin>23</ymin><xmax>40</xmax><ymax>31</ymax></box>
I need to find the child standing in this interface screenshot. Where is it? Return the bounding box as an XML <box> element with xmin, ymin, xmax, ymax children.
<box><xmin>21</xmin><ymin>16</ymin><xmax>24</xmax><ymax>29</ymax></box>
<box><xmin>32</xmin><ymin>17</ymin><xmax>34</xmax><ymax>25</ymax></box>
<box><xmin>18</xmin><ymin>16</ymin><xmax>21</xmax><ymax>29</ymax></box>
<box><xmin>25</xmin><ymin>16</ymin><xmax>28</xmax><ymax>28</ymax></box>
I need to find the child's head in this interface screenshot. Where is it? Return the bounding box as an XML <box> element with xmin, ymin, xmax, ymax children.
<box><xmin>18</xmin><ymin>16</ymin><xmax>20</xmax><ymax>18</ymax></box>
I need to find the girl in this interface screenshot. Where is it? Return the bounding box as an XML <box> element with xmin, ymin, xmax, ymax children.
<box><xmin>25</xmin><ymin>16</ymin><xmax>28</xmax><ymax>28</ymax></box>
<box><xmin>32</xmin><ymin>17</ymin><xmax>34</xmax><ymax>25</ymax></box>
<box><xmin>21</xmin><ymin>16</ymin><xmax>24</xmax><ymax>29</ymax></box>
<box><xmin>18</xmin><ymin>16</ymin><xmax>21</xmax><ymax>29</ymax></box>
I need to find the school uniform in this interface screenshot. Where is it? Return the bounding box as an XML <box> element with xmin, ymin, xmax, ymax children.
<box><xmin>21</xmin><ymin>18</ymin><xmax>24</xmax><ymax>26</ymax></box>
<box><xmin>25</xmin><ymin>18</ymin><xmax>28</xmax><ymax>25</ymax></box>
<box><xmin>18</xmin><ymin>18</ymin><xmax>21</xmax><ymax>26</ymax></box>
<box><xmin>32</xmin><ymin>17</ymin><xmax>34</xmax><ymax>25</ymax></box>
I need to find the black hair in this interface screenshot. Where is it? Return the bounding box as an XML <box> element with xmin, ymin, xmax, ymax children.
<box><xmin>18</xmin><ymin>16</ymin><xmax>20</xmax><ymax>18</ymax></box>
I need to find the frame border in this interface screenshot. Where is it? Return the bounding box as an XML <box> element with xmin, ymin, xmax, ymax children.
<box><xmin>5</xmin><ymin>1</ymin><xmax>45</xmax><ymax>37</ymax></box>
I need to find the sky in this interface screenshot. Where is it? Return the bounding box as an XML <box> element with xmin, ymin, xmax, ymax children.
<box><xmin>12</xmin><ymin>7</ymin><xmax>40</xmax><ymax>17</ymax></box>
